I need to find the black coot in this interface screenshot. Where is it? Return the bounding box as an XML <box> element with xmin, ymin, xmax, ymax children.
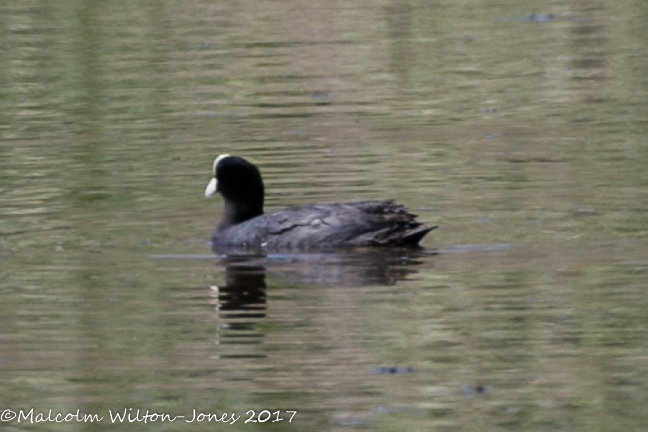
<box><xmin>205</xmin><ymin>154</ymin><xmax>436</xmax><ymax>251</ymax></box>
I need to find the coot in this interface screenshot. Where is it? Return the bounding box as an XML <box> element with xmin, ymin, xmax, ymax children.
<box><xmin>205</xmin><ymin>154</ymin><xmax>436</xmax><ymax>251</ymax></box>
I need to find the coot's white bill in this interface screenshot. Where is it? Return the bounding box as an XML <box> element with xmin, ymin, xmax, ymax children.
<box><xmin>204</xmin><ymin>177</ymin><xmax>218</xmax><ymax>198</ymax></box>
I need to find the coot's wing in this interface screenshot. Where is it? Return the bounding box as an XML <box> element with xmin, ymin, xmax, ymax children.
<box><xmin>262</xmin><ymin>201</ymin><xmax>434</xmax><ymax>248</ymax></box>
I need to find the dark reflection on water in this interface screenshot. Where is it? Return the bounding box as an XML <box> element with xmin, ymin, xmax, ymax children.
<box><xmin>195</xmin><ymin>249</ymin><xmax>435</xmax><ymax>362</ymax></box>
<box><xmin>214</xmin><ymin>258</ymin><xmax>267</xmax><ymax>319</ymax></box>
<box><xmin>211</xmin><ymin>258</ymin><xmax>267</xmax><ymax>359</ymax></box>
<box><xmin>214</xmin><ymin>248</ymin><xmax>434</xmax><ymax>286</ymax></box>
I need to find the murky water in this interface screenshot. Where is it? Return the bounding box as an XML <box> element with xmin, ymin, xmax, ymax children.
<box><xmin>1</xmin><ymin>0</ymin><xmax>647</xmax><ymax>430</ymax></box>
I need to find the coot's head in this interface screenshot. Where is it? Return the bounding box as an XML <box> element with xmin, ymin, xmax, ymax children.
<box><xmin>205</xmin><ymin>154</ymin><xmax>265</xmax><ymax>227</ymax></box>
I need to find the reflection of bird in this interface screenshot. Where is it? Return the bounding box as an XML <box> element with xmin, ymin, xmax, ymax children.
<box><xmin>205</xmin><ymin>155</ymin><xmax>436</xmax><ymax>251</ymax></box>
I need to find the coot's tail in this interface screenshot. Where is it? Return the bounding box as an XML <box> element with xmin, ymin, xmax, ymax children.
<box><xmin>372</xmin><ymin>225</ymin><xmax>437</xmax><ymax>247</ymax></box>
<box><xmin>401</xmin><ymin>225</ymin><xmax>437</xmax><ymax>246</ymax></box>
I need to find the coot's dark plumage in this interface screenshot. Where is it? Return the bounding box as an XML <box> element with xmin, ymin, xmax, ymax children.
<box><xmin>205</xmin><ymin>155</ymin><xmax>436</xmax><ymax>251</ymax></box>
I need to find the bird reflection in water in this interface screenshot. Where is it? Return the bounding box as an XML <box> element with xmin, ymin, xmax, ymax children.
<box><xmin>210</xmin><ymin>249</ymin><xmax>435</xmax><ymax>358</ymax></box>
<box><xmin>210</xmin><ymin>255</ymin><xmax>268</xmax><ymax>359</ymax></box>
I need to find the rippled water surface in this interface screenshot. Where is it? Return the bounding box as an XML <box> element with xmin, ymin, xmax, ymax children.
<box><xmin>2</xmin><ymin>0</ymin><xmax>647</xmax><ymax>430</ymax></box>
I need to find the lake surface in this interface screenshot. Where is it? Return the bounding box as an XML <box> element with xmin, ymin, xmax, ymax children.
<box><xmin>1</xmin><ymin>0</ymin><xmax>647</xmax><ymax>430</ymax></box>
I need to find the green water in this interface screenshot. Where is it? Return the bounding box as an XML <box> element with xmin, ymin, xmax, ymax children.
<box><xmin>1</xmin><ymin>0</ymin><xmax>647</xmax><ymax>431</ymax></box>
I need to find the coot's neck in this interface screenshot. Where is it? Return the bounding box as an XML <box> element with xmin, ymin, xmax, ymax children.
<box><xmin>217</xmin><ymin>199</ymin><xmax>264</xmax><ymax>232</ymax></box>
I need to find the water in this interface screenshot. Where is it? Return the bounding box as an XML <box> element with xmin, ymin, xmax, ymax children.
<box><xmin>1</xmin><ymin>0</ymin><xmax>647</xmax><ymax>430</ymax></box>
